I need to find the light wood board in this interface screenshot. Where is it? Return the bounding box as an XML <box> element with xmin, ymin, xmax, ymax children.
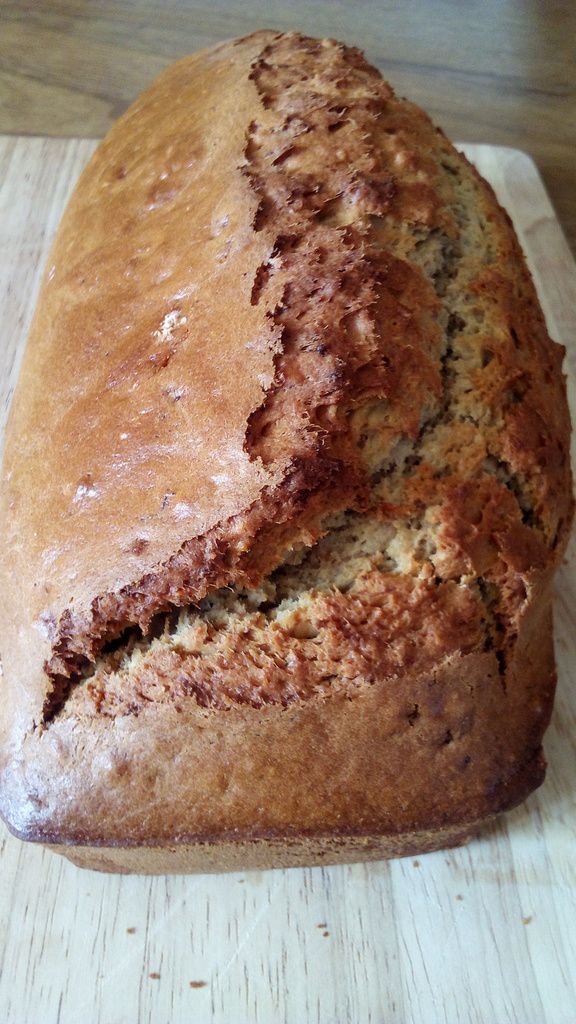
<box><xmin>0</xmin><ymin>138</ymin><xmax>574</xmax><ymax>1024</ymax></box>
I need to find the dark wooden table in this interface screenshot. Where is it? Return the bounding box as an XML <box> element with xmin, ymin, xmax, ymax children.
<box><xmin>1</xmin><ymin>0</ymin><xmax>575</xmax><ymax>253</ymax></box>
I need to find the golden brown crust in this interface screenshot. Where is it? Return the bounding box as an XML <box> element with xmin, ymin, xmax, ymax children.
<box><xmin>0</xmin><ymin>30</ymin><xmax>572</xmax><ymax>870</ymax></box>
<box><xmin>0</xmin><ymin>594</ymin><xmax>557</xmax><ymax>850</ymax></box>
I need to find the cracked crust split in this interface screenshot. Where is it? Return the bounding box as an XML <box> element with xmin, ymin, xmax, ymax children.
<box><xmin>42</xmin><ymin>32</ymin><xmax>571</xmax><ymax>721</ymax></box>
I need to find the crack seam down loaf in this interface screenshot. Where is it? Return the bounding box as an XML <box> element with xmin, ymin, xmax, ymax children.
<box><xmin>41</xmin><ymin>32</ymin><xmax>564</xmax><ymax>722</ymax></box>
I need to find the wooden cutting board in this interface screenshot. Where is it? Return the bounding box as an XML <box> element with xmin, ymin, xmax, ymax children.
<box><xmin>0</xmin><ymin>138</ymin><xmax>575</xmax><ymax>1024</ymax></box>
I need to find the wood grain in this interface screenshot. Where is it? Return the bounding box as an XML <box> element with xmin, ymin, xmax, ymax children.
<box><xmin>0</xmin><ymin>0</ymin><xmax>575</xmax><ymax>256</ymax></box>
<box><xmin>0</xmin><ymin>138</ymin><xmax>575</xmax><ymax>1024</ymax></box>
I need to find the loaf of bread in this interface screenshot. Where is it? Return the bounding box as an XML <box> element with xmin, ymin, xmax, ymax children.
<box><xmin>0</xmin><ymin>31</ymin><xmax>572</xmax><ymax>873</ymax></box>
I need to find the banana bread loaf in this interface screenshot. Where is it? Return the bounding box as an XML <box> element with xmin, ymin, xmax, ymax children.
<box><xmin>0</xmin><ymin>30</ymin><xmax>572</xmax><ymax>873</ymax></box>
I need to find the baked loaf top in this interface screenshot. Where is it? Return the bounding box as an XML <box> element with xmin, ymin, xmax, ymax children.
<box><xmin>0</xmin><ymin>31</ymin><xmax>572</xmax><ymax>846</ymax></box>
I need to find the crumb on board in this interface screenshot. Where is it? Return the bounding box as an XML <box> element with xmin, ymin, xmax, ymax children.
<box><xmin>413</xmin><ymin>860</ymin><xmax>420</xmax><ymax>868</ymax></box>
<box><xmin>190</xmin><ymin>980</ymin><xmax>208</xmax><ymax>989</ymax></box>
<box><xmin>455</xmin><ymin>894</ymin><xmax>464</xmax><ymax>901</ymax></box>
<box><xmin>126</xmin><ymin>927</ymin><xmax>136</xmax><ymax>934</ymax></box>
<box><xmin>149</xmin><ymin>972</ymin><xmax>161</xmax><ymax>980</ymax></box>
<box><xmin>522</xmin><ymin>915</ymin><xmax>533</xmax><ymax>925</ymax></box>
